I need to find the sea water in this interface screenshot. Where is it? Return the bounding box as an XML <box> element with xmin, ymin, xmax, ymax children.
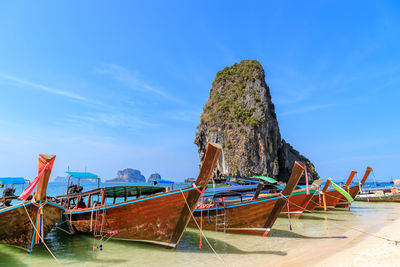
<box><xmin>0</xmin><ymin>183</ymin><xmax>399</xmax><ymax>266</ymax></box>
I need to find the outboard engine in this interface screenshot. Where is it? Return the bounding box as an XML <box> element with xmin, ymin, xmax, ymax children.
<box><xmin>67</xmin><ymin>184</ymin><xmax>83</xmax><ymax>194</ymax></box>
<box><xmin>2</xmin><ymin>188</ymin><xmax>15</xmax><ymax>207</ymax></box>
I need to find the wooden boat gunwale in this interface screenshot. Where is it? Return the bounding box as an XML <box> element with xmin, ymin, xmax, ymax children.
<box><xmin>62</xmin><ymin>185</ymin><xmax>204</xmax><ymax>215</ymax></box>
<box><xmin>190</xmin><ymin>161</ymin><xmax>306</xmax><ymax>235</ymax></box>
<box><xmin>56</xmin><ymin>143</ymin><xmax>222</xmax><ymax>248</ymax></box>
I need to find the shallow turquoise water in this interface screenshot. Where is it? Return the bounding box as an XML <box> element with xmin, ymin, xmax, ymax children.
<box><xmin>1</xmin><ymin>183</ymin><xmax>399</xmax><ymax>266</ymax></box>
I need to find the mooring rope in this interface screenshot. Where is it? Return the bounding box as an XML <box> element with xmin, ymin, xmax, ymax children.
<box><xmin>22</xmin><ymin>202</ymin><xmax>62</xmax><ymax>265</ymax></box>
<box><xmin>179</xmin><ymin>189</ymin><xmax>228</xmax><ymax>267</ymax></box>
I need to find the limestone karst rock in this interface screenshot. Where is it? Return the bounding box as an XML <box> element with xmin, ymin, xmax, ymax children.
<box><xmin>195</xmin><ymin>60</ymin><xmax>318</xmax><ymax>183</ymax></box>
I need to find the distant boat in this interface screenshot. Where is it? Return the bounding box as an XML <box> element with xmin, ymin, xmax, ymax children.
<box><xmin>314</xmin><ymin>170</ymin><xmax>358</xmax><ymax>210</ymax></box>
<box><xmin>188</xmin><ymin>161</ymin><xmax>305</xmax><ymax>236</ymax></box>
<box><xmin>336</xmin><ymin>167</ymin><xmax>372</xmax><ymax>208</ymax></box>
<box><xmin>278</xmin><ymin>179</ymin><xmax>322</xmax><ymax>218</ymax></box>
<box><xmin>56</xmin><ymin>143</ymin><xmax>221</xmax><ymax>248</ymax></box>
<box><xmin>0</xmin><ymin>154</ymin><xmax>64</xmax><ymax>253</ymax></box>
<box><xmin>304</xmin><ymin>179</ymin><xmax>331</xmax><ymax>212</ymax></box>
<box><xmin>355</xmin><ymin>187</ymin><xmax>400</xmax><ymax>202</ymax></box>
<box><xmin>391</xmin><ymin>179</ymin><xmax>400</xmax><ymax>186</ymax></box>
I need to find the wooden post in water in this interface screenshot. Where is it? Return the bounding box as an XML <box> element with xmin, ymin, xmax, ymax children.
<box><xmin>34</xmin><ymin>154</ymin><xmax>56</xmax><ymax>201</ymax></box>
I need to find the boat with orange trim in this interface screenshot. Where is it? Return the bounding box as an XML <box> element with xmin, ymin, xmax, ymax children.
<box><xmin>188</xmin><ymin>161</ymin><xmax>305</xmax><ymax>236</ymax></box>
<box><xmin>0</xmin><ymin>154</ymin><xmax>64</xmax><ymax>253</ymax></box>
<box><xmin>56</xmin><ymin>143</ymin><xmax>221</xmax><ymax>249</ymax></box>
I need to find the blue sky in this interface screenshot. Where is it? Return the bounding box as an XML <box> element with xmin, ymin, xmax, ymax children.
<box><xmin>0</xmin><ymin>1</ymin><xmax>399</xmax><ymax>182</ymax></box>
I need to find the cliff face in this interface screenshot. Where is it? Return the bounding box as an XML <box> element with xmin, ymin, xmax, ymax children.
<box><xmin>195</xmin><ymin>60</ymin><xmax>318</xmax><ymax>183</ymax></box>
<box><xmin>106</xmin><ymin>168</ymin><xmax>146</xmax><ymax>183</ymax></box>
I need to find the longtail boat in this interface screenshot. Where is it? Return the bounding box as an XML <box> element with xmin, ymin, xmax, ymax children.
<box><xmin>278</xmin><ymin>179</ymin><xmax>322</xmax><ymax>218</ymax></box>
<box><xmin>336</xmin><ymin>167</ymin><xmax>372</xmax><ymax>208</ymax></box>
<box><xmin>56</xmin><ymin>143</ymin><xmax>221</xmax><ymax>248</ymax></box>
<box><xmin>304</xmin><ymin>179</ymin><xmax>331</xmax><ymax>212</ymax></box>
<box><xmin>314</xmin><ymin>171</ymin><xmax>356</xmax><ymax>210</ymax></box>
<box><xmin>355</xmin><ymin>189</ymin><xmax>400</xmax><ymax>202</ymax></box>
<box><xmin>0</xmin><ymin>154</ymin><xmax>64</xmax><ymax>253</ymax></box>
<box><xmin>188</xmin><ymin>161</ymin><xmax>305</xmax><ymax>236</ymax></box>
<box><xmin>355</xmin><ymin>185</ymin><xmax>400</xmax><ymax>202</ymax></box>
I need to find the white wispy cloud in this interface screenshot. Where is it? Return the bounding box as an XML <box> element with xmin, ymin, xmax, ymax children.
<box><xmin>278</xmin><ymin>103</ymin><xmax>336</xmax><ymax>116</ymax></box>
<box><xmin>164</xmin><ymin>109</ymin><xmax>202</xmax><ymax>123</ymax></box>
<box><xmin>97</xmin><ymin>64</ymin><xmax>184</xmax><ymax>104</ymax></box>
<box><xmin>66</xmin><ymin>112</ymin><xmax>158</xmax><ymax>130</ymax></box>
<box><xmin>0</xmin><ymin>73</ymin><xmax>86</xmax><ymax>101</ymax></box>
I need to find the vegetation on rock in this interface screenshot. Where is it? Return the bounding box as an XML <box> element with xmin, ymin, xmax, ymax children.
<box><xmin>195</xmin><ymin>59</ymin><xmax>319</xmax><ymax>183</ymax></box>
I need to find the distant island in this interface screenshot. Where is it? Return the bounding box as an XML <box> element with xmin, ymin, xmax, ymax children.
<box><xmin>184</xmin><ymin>178</ymin><xmax>196</xmax><ymax>183</ymax></box>
<box><xmin>106</xmin><ymin>168</ymin><xmax>146</xmax><ymax>183</ymax></box>
<box><xmin>147</xmin><ymin>173</ymin><xmax>161</xmax><ymax>183</ymax></box>
<box><xmin>53</xmin><ymin>176</ymin><xmax>68</xmax><ymax>183</ymax></box>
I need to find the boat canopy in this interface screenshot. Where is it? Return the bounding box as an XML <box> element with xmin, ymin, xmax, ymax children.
<box><xmin>104</xmin><ymin>186</ymin><xmax>165</xmax><ymax>197</ymax></box>
<box><xmin>250</xmin><ymin>176</ymin><xmax>278</xmax><ymax>184</ymax></box>
<box><xmin>66</xmin><ymin>171</ymin><xmax>99</xmax><ymax>179</ymax></box>
<box><xmin>0</xmin><ymin>177</ymin><xmax>26</xmax><ymax>185</ymax></box>
<box><xmin>204</xmin><ymin>184</ymin><xmax>258</xmax><ymax>194</ymax></box>
<box><xmin>58</xmin><ymin>185</ymin><xmax>165</xmax><ymax>199</ymax></box>
<box><xmin>236</xmin><ymin>178</ymin><xmax>259</xmax><ymax>184</ymax></box>
<box><xmin>153</xmin><ymin>179</ymin><xmax>174</xmax><ymax>184</ymax></box>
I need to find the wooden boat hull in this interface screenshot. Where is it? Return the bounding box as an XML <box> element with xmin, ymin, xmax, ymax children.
<box><xmin>314</xmin><ymin>189</ymin><xmax>343</xmax><ymax>210</ymax></box>
<box><xmin>335</xmin><ymin>185</ymin><xmax>360</xmax><ymax>208</ymax></box>
<box><xmin>0</xmin><ymin>201</ymin><xmax>64</xmax><ymax>252</ymax></box>
<box><xmin>189</xmin><ymin>196</ymin><xmax>282</xmax><ymax>236</ymax></box>
<box><xmin>355</xmin><ymin>193</ymin><xmax>400</xmax><ymax>202</ymax></box>
<box><xmin>279</xmin><ymin>189</ymin><xmax>316</xmax><ymax>218</ymax></box>
<box><xmin>304</xmin><ymin>193</ymin><xmax>322</xmax><ymax>212</ymax></box>
<box><xmin>64</xmin><ymin>187</ymin><xmax>208</xmax><ymax>248</ymax></box>
<box><xmin>189</xmin><ymin>161</ymin><xmax>306</xmax><ymax>236</ymax></box>
<box><xmin>61</xmin><ymin>143</ymin><xmax>221</xmax><ymax>248</ymax></box>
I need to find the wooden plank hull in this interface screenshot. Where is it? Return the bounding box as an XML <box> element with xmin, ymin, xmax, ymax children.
<box><xmin>314</xmin><ymin>189</ymin><xmax>343</xmax><ymax>210</ymax></box>
<box><xmin>64</xmin><ymin>187</ymin><xmax>205</xmax><ymax>248</ymax></box>
<box><xmin>279</xmin><ymin>189</ymin><xmax>316</xmax><ymax>218</ymax></box>
<box><xmin>61</xmin><ymin>143</ymin><xmax>221</xmax><ymax>248</ymax></box>
<box><xmin>0</xmin><ymin>201</ymin><xmax>64</xmax><ymax>252</ymax></box>
<box><xmin>304</xmin><ymin>194</ymin><xmax>322</xmax><ymax>212</ymax></box>
<box><xmin>336</xmin><ymin>185</ymin><xmax>360</xmax><ymax>208</ymax></box>
<box><xmin>304</xmin><ymin>180</ymin><xmax>331</xmax><ymax>212</ymax></box>
<box><xmin>188</xmin><ymin>196</ymin><xmax>282</xmax><ymax>236</ymax></box>
<box><xmin>188</xmin><ymin>161</ymin><xmax>307</xmax><ymax>235</ymax></box>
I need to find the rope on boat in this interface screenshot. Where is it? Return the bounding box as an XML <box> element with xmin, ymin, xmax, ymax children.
<box><xmin>179</xmin><ymin>189</ymin><xmax>228</xmax><ymax>267</ymax></box>
<box><xmin>279</xmin><ymin>193</ymin><xmax>292</xmax><ymax>231</ymax></box>
<box><xmin>22</xmin><ymin>202</ymin><xmax>62</xmax><ymax>265</ymax></box>
<box><xmin>192</xmin><ymin>184</ymin><xmax>203</xmax><ymax>248</ymax></box>
<box><xmin>55</xmin><ymin>226</ymin><xmax>74</xmax><ymax>235</ymax></box>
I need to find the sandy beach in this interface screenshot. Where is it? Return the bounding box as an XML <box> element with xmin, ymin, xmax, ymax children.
<box><xmin>271</xmin><ymin>203</ymin><xmax>400</xmax><ymax>267</ymax></box>
<box><xmin>317</xmin><ymin>217</ymin><xmax>400</xmax><ymax>267</ymax></box>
